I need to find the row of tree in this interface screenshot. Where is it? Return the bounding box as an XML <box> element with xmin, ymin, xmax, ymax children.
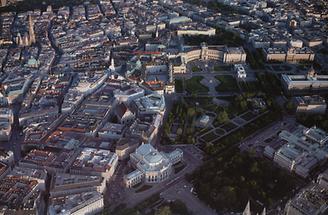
<box><xmin>189</xmin><ymin>147</ymin><xmax>300</xmax><ymax>213</ymax></box>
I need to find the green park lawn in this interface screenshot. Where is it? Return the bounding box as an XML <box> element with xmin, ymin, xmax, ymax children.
<box><xmin>175</xmin><ymin>79</ymin><xmax>184</xmax><ymax>93</ymax></box>
<box><xmin>215</xmin><ymin>75</ymin><xmax>239</xmax><ymax>92</ymax></box>
<box><xmin>238</xmin><ymin>81</ymin><xmax>259</xmax><ymax>93</ymax></box>
<box><xmin>191</xmin><ymin>66</ymin><xmax>202</xmax><ymax>72</ymax></box>
<box><xmin>185</xmin><ymin>76</ymin><xmax>209</xmax><ymax>94</ymax></box>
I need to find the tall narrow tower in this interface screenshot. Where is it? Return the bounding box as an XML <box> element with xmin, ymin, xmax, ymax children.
<box><xmin>242</xmin><ymin>200</ymin><xmax>251</xmax><ymax>215</ymax></box>
<box><xmin>16</xmin><ymin>32</ymin><xmax>22</xmax><ymax>46</ymax></box>
<box><xmin>109</xmin><ymin>51</ymin><xmax>115</xmax><ymax>71</ymax></box>
<box><xmin>1</xmin><ymin>0</ymin><xmax>7</xmax><ymax>7</ymax></box>
<box><xmin>155</xmin><ymin>25</ymin><xmax>159</xmax><ymax>38</ymax></box>
<box><xmin>28</xmin><ymin>15</ymin><xmax>36</xmax><ymax>45</ymax></box>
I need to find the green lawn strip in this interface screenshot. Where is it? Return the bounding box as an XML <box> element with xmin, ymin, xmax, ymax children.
<box><xmin>185</xmin><ymin>76</ymin><xmax>209</xmax><ymax>94</ymax></box>
<box><xmin>201</xmin><ymin>131</ymin><xmax>218</xmax><ymax>142</ymax></box>
<box><xmin>215</xmin><ymin>75</ymin><xmax>239</xmax><ymax>92</ymax></box>
<box><xmin>175</xmin><ymin>79</ymin><xmax>184</xmax><ymax>93</ymax></box>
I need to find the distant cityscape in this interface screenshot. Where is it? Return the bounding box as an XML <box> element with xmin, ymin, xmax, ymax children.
<box><xmin>0</xmin><ymin>0</ymin><xmax>327</xmax><ymax>215</ymax></box>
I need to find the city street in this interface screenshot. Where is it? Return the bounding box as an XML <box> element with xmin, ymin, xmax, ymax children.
<box><xmin>161</xmin><ymin>180</ymin><xmax>217</xmax><ymax>215</ymax></box>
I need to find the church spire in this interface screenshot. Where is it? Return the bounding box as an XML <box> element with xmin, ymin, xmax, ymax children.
<box><xmin>155</xmin><ymin>24</ymin><xmax>159</xmax><ymax>38</ymax></box>
<box><xmin>16</xmin><ymin>32</ymin><xmax>22</xmax><ymax>46</ymax></box>
<box><xmin>242</xmin><ymin>200</ymin><xmax>251</xmax><ymax>215</ymax></box>
<box><xmin>28</xmin><ymin>14</ymin><xmax>36</xmax><ymax>45</ymax></box>
<box><xmin>109</xmin><ymin>51</ymin><xmax>115</xmax><ymax>71</ymax></box>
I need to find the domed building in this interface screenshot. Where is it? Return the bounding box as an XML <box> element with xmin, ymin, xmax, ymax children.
<box><xmin>124</xmin><ymin>144</ymin><xmax>183</xmax><ymax>188</ymax></box>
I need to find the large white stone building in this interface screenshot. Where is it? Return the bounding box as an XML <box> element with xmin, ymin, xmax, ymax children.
<box><xmin>70</xmin><ymin>148</ymin><xmax>118</xmax><ymax>181</ymax></box>
<box><xmin>281</xmin><ymin>68</ymin><xmax>328</xmax><ymax>94</ymax></box>
<box><xmin>132</xmin><ymin>93</ymin><xmax>166</xmax><ymax>115</ymax></box>
<box><xmin>235</xmin><ymin>64</ymin><xmax>247</xmax><ymax>79</ymax></box>
<box><xmin>170</xmin><ymin>43</ymin><xmax>246</xmax><ymax>74</ymax></box>
<box><xmin>293</xmin><ymin>95</ymin><xmax>327</xmax><ymax>114</ymax></box>
<box><xmin>49</xmin><ymin>173</ymin><xmax>105</xmax><ymax>198</ymax></box>
<box><xmin>124</xmin><ymin>144</ymin><xmax>183</xmax><ymax>188</ymax></box>
<box><xmin>48</xmin><ymin>191</ymin><xmax>104</xmax><ymax>215</ymax></box>
<box><xmin>271</xmin><ymin>126</ymin><xmax>328</xmax><ymax>178</ymax></box>
<box><xmin>284</xmin><ymin>170</ymin><xmax>328</xmax><ymax>215</ymax></box>
<box><xmin>113</xmin><ymin>84</ymin><xmax>145</xmax><ymax>103</ymax></box>
<box><xmin>263</xmin><ymin>47</ymin><xmax>315</xmax><ymax>62</ymax></box>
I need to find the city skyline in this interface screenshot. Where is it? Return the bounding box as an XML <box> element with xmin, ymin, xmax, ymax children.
<box><xmin>0</xmin><ymin>0</ymin><xmax>327</xmax><ymax>214</ymax></box>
